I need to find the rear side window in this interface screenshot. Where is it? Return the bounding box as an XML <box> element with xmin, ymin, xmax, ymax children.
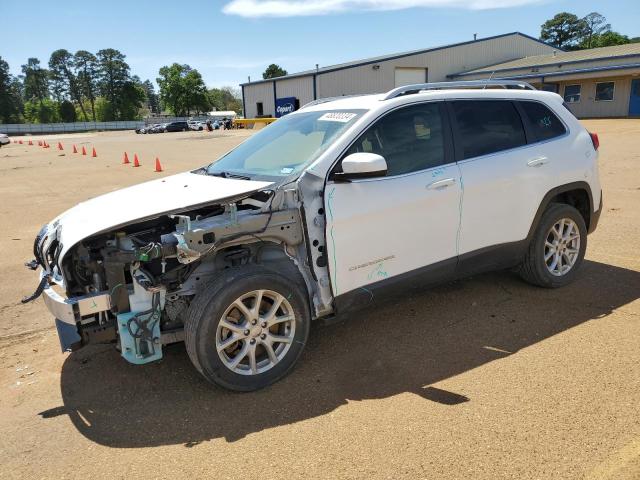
<box><xmin>519</xmin><ymin>101</ymin><xmax>566</xmax><ymax>141</ymax></box>
<box><xmin>451</xmin><ymin>100</ymin><xmax>526</xmax><ymax>160</ymax></box>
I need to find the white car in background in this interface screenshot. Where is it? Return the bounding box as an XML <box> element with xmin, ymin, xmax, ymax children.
<box><xmin>25</xmin><ymin>80</ymin><xmax>602</xmax><ymax>392</ymax></box>
<box><xmin>0</xmin><ymin>133</ymin><xmax>10</xmax><ymax>147</ymax></box>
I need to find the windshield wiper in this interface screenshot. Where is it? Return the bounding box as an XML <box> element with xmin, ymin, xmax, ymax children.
<box><xmin>209</xmin><ymin>171</ymin><xmax>252</xmax><ymax>180</ymax></box>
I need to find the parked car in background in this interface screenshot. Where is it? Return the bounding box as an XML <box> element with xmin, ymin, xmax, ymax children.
<box><xmin>0</xmin><ymin>133</ymin><xmax>10</xmax><ymax>147</ymax></box>
<box><xmin>150</xmin><ymin>123</ymin><xmax>166</xmax><ymax>134</ymax></box>
<box><xmin>188</xmin><ymin>121</ymin><xmax>204</xmax><ymax>131</ymax></box>
<box><xmin>165</xmin><ymin>121</ymin><xmax>189</xmax><ymax>132</ymax></box>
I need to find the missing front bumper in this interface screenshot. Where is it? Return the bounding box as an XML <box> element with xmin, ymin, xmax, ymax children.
<box><xmin>38</xmin><ymin>270</ymin><xmax>112</xmax><ymax>352</ymax></box>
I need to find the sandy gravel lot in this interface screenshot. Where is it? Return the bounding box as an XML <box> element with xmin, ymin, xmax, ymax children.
<box><xmin>0</xmin><ymin>121</ymin><xmax>638</xmax><ymax>479</ymax></box>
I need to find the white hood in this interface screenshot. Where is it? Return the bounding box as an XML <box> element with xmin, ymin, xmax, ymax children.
<box><xmin>50</xmin><ymin>171</ymin><xmax>273</xmax><ymax>263</ymax></box>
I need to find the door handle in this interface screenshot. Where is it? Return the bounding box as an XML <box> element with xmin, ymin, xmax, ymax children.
<box><xmin>527</xmin><ymin>156</ymin><xmax>549</xmax><ymax>167</ymax></box>
<box><xmin>426</xmin><ymin>178</ymin><xmax>456</xmax><ymax>190</ymax></box>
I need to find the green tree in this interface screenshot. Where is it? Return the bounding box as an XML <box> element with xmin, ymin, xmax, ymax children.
<box><xmin>142</xmin><ymin>79</ymin><xmax>160</xmax><ymax>114</ymax></box>
<box><xmin>579</xmin><ymin>12</ymin><xmax>611</xmax><ymax>49</ymax></box>
<box><xmin>0</xmin><ymin>56</ymin><xmax>23</xmax><ymax>123</ymax></box>
<box><xmin>183</xmin><ymin>69</ymin><xmax>210</xmax><ymax>115</ymax></box>
<box><xmin>21</xmin><ymin>58</ymin><xmax>49</xmax><ymax>105</ymax></box>
<box><xmin>590</xmin><ymin>31</ymin><xmax>632</xmax><ymax>48</ymax></box>
<box><xmin>94</xmin><ymin>96</ymin><xmax>111</xmax><ymax>122</ymax></box>
<box><xmin>74</xmin><ymin>50</ymin><xmax>99</xmax><ymax>121</ymax></box>
<box><xmin>118</xmin><ymin>78</ymin><xmax>146</xmax><ymax>120</ymax></box>
<box><xmin>58</xmin><ymin>99</ymin><xmax>77</xmax><ymax>122</ymax></box>
<box><xmin>96</xmin><ymin>48</ymin><xmax>141</xmax><ymax>120</ymax></box>
<box><xmin>49</xmin><ymin>49</ymin><xmax>88</xmax><ymax>120</ymax></box>
<box><xmin>262</xmin><ymin>64</ymin><xmax>287</xmax><ymax>79</ymax></box>
<box><xmin>157</xmin><ymin>63</ymin><xmax>209</xmax><ymax>116</ymax></box>
<box><xmin>157</xmin><ymin>63</ymin><xmax>186</xmax><ymax>115</ymax></box>
<box><xmin>208</xmin><ymin>86</ymin><xmax>242</xmax><ymax>114</ymax></box>
<box><xmin>24</xmin><ymin>98</ymin><xmax>60</xmax><ymax>123</ymax></box>
<box><xmin>540</xmin><ymin>12</ymin><xmax>586</xmax><ymax>49</ymax></box>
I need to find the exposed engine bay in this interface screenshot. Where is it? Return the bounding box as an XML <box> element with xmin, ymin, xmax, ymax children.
<box><xmin>30</xmin><ymin>180</ymin><xmax>332</xmax><ymax>364</ymax></box>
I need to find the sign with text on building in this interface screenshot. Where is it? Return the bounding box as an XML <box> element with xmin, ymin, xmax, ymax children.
<box><xmin>275</xmin><ymin>97</ymin><xmax>297</xmax><ymax>118</ymax></box>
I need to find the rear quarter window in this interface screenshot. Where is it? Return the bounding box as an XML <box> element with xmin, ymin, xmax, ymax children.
<box><xmin>519</xmin><ymin>101</ymin><xmax>566</xmax><ymax>142</ymax></box>
<box><xmin>451</xmin><ymin>100</ymin><xmax>526</xmax><ymax>160</ymax></box>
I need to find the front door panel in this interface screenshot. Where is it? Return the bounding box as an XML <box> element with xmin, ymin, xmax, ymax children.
<box><xmin>325</xmin><ymin>164</ymin><xmax>462</xmax><ymax>298</ymax></box>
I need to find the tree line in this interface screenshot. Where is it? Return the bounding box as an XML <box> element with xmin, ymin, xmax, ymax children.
<box><xmin>540</xmin><ymin>11</ymin><xmax>639</xmax><ymax>50</ymax></box>
<box><xmin>0</xmin><ymin>50</ymin><xmax>243</xmax><ymax>124</ymax></box>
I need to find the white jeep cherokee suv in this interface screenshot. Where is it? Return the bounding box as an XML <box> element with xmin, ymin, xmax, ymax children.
<box><xmin>25</xmin><ymin>81</ymin><xmax>602</xmax><ymax>391</ymax></box>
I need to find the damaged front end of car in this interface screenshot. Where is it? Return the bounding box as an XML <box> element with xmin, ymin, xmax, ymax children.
<box><xmin>24</xmin><ymin>180</ymin><xmax>319</xmax><ymax>365</ymax></box>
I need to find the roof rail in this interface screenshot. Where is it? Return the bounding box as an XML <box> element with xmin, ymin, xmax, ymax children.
<box><xmin>382</xmin><ymin>80</ymin><xmax>535</xmax><ymax>100</ymax></box>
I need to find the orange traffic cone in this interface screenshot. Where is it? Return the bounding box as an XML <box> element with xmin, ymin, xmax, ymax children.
<box><xmin>81</xmin><ymin>146</ymin><xmax>87</xmax><ymax>156</ymax></box>
<box><xmin>133</xmin><ymin>154</ymin><xmax>140</xmax><ymax>167</ymax></box>
<box><xmin>91</xmin><ymin>147</ymin><xmax>97</xmax><ymax>158</ymax></box>
<box><xmin>28</xmin><ymin>140</ymin><xmax>33</xmax><ymax>146</ymax></box>
<box><xmin>58</xmin><ymin>142</ymin><xmax>63</xmax><ymax>150</ymax></box>
<box><xmin>19</xmin><ymin>140</ymin><xmax>23</xmax><ymax>144</ymax></box>
<box><xmin>123</xmin><ymin>152</ymin><xmax>130</xmax><ymax>164</ymax></box>
<box><xmin>38</xmin><ymin>140</ymin><xmax>42</xmax><ymax>146</ymax></box>
<box><xmin>154</xmin><ymin>157</ymin><xmax>163</xmax><ymax>172</ymax></box>
<box><xmin>72</xmin><ymin>144</ymin><xmax>78</xmax><ymax>153</ymax></box>
<box><xmin>44</xmin><ymin>142</ymin><xmax>49</xmax><ymax>148</ymax></box>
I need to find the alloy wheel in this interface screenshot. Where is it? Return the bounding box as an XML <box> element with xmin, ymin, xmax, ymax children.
<box><xmin>215</xmin><ymin>290</ymin><xmax>295</xmax><ymax>375</ymax></box>
<box><xmin>544</xmin><ymin>218</ymin><xmax>581</xmax><ymax>276</ymax></box>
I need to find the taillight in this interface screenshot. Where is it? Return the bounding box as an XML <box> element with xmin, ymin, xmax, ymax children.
<box><xmin>589</xmin><ymin>132</ymin><xmax>599</xmax><ymax>151</ymax></box>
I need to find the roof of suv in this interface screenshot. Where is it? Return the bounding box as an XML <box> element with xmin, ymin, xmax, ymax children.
<box><xmin>301</xmin><ymin>86</ymin><xmax>564</xmax><ymax>114</ymax></box>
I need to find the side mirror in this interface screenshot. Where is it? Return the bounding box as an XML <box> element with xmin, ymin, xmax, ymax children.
<box><xmin>333</xmin><ymin>153</ymin><xmax>387</xmax><ymax>181</ymax></box>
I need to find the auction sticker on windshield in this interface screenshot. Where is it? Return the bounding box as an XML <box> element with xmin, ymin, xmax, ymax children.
<box><xmin>318</xmin><ymin>112</ymin><xmax>358</xmax><ymax>122</ymax></box>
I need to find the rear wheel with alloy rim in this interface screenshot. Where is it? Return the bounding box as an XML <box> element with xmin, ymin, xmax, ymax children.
<box><xmin>519</xmin><ymin>203</ymin><xmax>587</xmax><ymax>288</ymax></box>
<box><xmin>185</xmin><ymin>265</ymin><xmax>310</xmax><ymax>391</ymax></box>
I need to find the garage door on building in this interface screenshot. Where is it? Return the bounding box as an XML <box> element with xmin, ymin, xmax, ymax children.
<box><xmin>395</xmin><ymin>68</ymin><xmax>428</xmax><ymax>87</ymax></box>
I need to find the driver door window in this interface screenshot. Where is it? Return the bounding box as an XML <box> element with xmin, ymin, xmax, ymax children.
<box><xmin>345</xmin><ymin>102</ymin><xmax>447</xmax><ymax>175</ymax></box>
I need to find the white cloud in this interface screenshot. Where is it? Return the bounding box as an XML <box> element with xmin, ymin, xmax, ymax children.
<box><xmin>222</xmin><ymin>0</ymin><xmax>544</xmax><ymax>18</ymax></box>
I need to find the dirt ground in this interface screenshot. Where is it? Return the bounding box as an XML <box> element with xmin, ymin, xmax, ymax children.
<box><xmin>0</xmin><ymin>121</ymin><xmax>638</xmax><ymax>479</ymax></box>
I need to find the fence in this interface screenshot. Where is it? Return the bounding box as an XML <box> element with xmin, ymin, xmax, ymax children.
<box><xmin>0</xmin><ymin>113</ymin><xmax>240</xmax><ymax>135</ymax></box>
<box><xmin>0</xmin><ymin>121</ymin><xmax>144</xmax><ymax>135</ymax></box>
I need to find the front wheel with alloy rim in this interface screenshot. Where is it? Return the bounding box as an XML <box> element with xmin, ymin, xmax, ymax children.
<box><xmin>184</xmin><ymin>265</ymin><xmax>310</xmax><ymax>391</ymax></box>
<box><xmin>519</xmin><ymin>203</ymin><xmax>587</xmax><ymax>288</ymax></box>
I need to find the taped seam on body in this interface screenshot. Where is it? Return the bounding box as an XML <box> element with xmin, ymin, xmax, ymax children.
<box><xmin>327</xmin><ymin>187</ymin><xmax>338</xmax><ymax>296</ymax></box>
<box><xmin>456</xmin><ymin>174</ymin><xmax>464</xmax><ymax>256</ymax></box>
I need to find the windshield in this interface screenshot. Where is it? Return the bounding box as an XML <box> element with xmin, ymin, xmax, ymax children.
<box><xmin>206</xmin><ymin>109</ymin><xmax>365</xmax><ymax>179</ymax></box>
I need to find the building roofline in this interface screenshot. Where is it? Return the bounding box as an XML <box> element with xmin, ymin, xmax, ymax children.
<box><xmin>241</xmin><ymin>32</ymin><xmax>558</xmax><ymax>87</ymax></box>
<box><xmin>471</xmin><ymin>62</ymin><xmax>640</xmax><ymax>81</ymax></box>
<box><xmin>451</xmin><ymin>51</ymin><xmax>640</xmax><ymax>78</ymax></box>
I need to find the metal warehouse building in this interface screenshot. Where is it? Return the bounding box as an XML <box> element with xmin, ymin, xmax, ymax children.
<box><xmin>450</xmin><ymin>43</ymin><xmax>640</xmax><ymax>118</ymax></box>
<box><xmin>240</xmin><ymin>32</ymin><xmax>556</xmax><ymax>119</ymax></box>
<box><xmin>241</xmin><ymin>33</ymin><xmax>640</xmax><ymax>119</ymax></box>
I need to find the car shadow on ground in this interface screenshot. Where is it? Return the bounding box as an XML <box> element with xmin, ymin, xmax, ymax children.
<box><xmin>48</xmin><ymin>260</ymin><xmax>639</xmax><ymax>448</ymax></box>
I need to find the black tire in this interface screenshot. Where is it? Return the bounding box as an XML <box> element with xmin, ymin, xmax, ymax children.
<box><xmin>184</xmin><ymin>265</ymin><xmax>310</xmax><ymax>391</ymax></box>
<box><xmin>519</xmin><ymin>203</ymin><xmax>587</xmax><ymax>288</ymax></box>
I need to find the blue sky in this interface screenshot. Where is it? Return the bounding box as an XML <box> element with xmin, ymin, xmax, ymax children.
<box><xmin>1</xmin><ymin>0</ymin><xmax>638</xmax><ymax>90</ymax></box>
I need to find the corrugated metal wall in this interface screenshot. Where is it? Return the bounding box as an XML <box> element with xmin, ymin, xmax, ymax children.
<box><xmin>243</xmin><ymin>81</ymin><xmax>275</xmax><ymax>118</ymax></box>
<box><xmin>241</xmin><ymin>33</ymin><xmax>556</xmax><ymax>116</ymax></box>
<box><xmin>560</xmin><ymin>77</ymin><xmax>632</xmax><ymax>118</ymax></box>
<box><xmin>275</xmin><ymin>77</ymin><xmax>315</xmax><ymax>106</ymax></box>
<box><xmin>316</xmin><ymin>33</ymin><xmax>554</xmax><ymax>97</ymax></box>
